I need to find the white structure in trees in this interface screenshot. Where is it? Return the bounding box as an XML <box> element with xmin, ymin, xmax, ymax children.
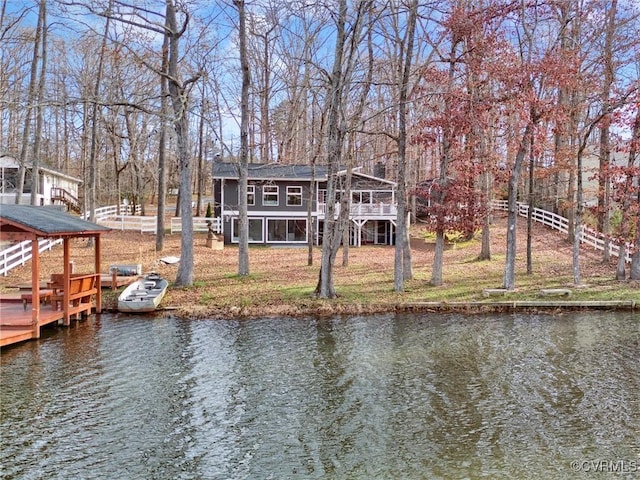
<box><xmin>0</xmin><ymin>154</ymin><xmax>82</xmax><ymax>212</ymax></box>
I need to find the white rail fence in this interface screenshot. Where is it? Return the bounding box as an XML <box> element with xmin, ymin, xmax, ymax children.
<box><xmin>0</xmin><ymin>204</ymin><xmax>222</xmax><ymax>275</ymax></box>
<box><xmin>90</xmin><ymin>204</ymin><xmax>141</xmax><ymax>222</ymax></box>
<box><xmin>0</xmin><ymin>238</ymin><xmax>63</xmax><ymax>276</ymax></box>
<box><xmin>493</xmin><ymin>200</ymin><xmax>631</xmax><ymax>263</ymax></box>
<box><xmin>1</xmin><ymin>202</ymin><xmax>631</xmax><ymax>275</ymax></box>
<box><xmin>170</xmin><ymin>216</ymin><xmax>221</xmax><ymax>234</ymax></box>
<box><xmin>98</xmin><ymin>215</ymin><xmax>221</xmax><ymax>234</ymax></box>
<box><xmin>92</xmin><ymin>204</ymin><xmax>222</xmax><ymax>234</ymax></box>
<box><xmin>98</xmin><ymin>215</ymin><xmax>158</xmax><ymax>233</ymax></box>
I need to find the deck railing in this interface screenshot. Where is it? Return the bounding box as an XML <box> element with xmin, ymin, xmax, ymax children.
<box><xmin>492</xmin><ymin>200</ymin><xmax>631</xmax><ymax>263</ymax></box>
<box><xmin>51</xmin><ymin>187</ymin><xmax>81</xmax><ymax>213</ymax></box>
<box><xmin>318</xmin><ymin>202</ymin><xmax>397</xmax><ymax>218</ymax></box>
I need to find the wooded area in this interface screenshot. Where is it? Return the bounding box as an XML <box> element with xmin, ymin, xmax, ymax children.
<box><xmin>1</xmin><ymin>0</ymin><xmax>638</xmax><ymax>295</ymax></box>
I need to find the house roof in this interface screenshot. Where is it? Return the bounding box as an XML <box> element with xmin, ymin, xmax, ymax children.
<box><xmin>0</xmin><ymin>154</ymin><xmax>83</xmax><ymax>184</ymax></box>
<box><xmin>212</xmin><ymin>162</ymin><xmax>396</xmax><ymax>187</ymax></box>
<box><xmin>213</xmin><ymin>162</ymin><xmax>330</xmax><ymax>181</ymax></box>
<box><xmin>0</xmin><ymin>205</ymin><xmax>110</xmax><ymax>239</ymax></box>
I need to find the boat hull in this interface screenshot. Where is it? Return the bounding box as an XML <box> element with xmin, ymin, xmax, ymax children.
<box><xmin>117</xmin><ymin>274</ymin><xmax>168</xmax><ymax>313</ymax></box>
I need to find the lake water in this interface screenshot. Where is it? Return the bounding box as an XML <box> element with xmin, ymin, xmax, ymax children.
<box><xmin>1</xmin><ymin>312</ymin><xmax>639</xmax><ymax>479</ymax></box>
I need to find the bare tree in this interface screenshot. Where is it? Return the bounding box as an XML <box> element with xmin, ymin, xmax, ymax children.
<box><xmin>156</xmin><ymin>30</ymin><xmax>169</xmax><ymax>252</ymax></box>
<box><xmin>30</xmin><ymin>0</ymin><xmax>47</xmax><ymax>206</ymax></box>
<box><xmin>235</xmin><ymin>0</ymin><xmax>251</xmax><ymax>277</ymax></box>
<box><xmin>597</xmin><ymin>0</ymin><xmax>618</xmax><ymax>262</ymax></box>
<box><xmin>315</xmin><ymin>0</ymin><xmax>372</xmax><ymax>298</ymax></box>
<box><xmin>393</xmin><ymin>0</ymin><xmax>418</xmax><ymax>292</ymax></box>
<box><xmin>166</xmin><ymin>0</ymin><xmax>199</xmax><ymax>286</ymax></box>
<box><xmin>15</xmin><ymin>0</ymin><xmax>45</xmax><ymax>205</ymax></box>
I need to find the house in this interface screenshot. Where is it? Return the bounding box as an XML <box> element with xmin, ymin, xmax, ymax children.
<box><xmin>0</xmin><ymin>154</ymin><xmax>82</xmax><ymax>213</ymax></box>
<box><xmin>212</xmin><ymin>162</ymin><xmax>398</xmax><ymax>246</ymax></box>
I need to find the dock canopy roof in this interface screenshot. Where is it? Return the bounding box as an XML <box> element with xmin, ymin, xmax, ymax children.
<box><xmin>0</xmin><ymin>205</ymin><xmax>110</xmax><ymax>240</ymax></box>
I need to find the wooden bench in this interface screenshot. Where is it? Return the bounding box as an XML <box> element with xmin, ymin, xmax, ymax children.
<box><xmin>21</xmin><ymin>289</ymin><xmax>54</xmax><ymax>310</ymax></box>
<box><xmin>51</xmin><ymin>274</ymin><xmax>99</xmax><ymax>321</ymax></box>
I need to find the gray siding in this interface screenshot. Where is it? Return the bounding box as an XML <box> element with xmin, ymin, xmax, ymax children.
<box><xmin>223</xmin><ymin>180</ymin><xmax>315</xmax><ymax>212</ymax></box>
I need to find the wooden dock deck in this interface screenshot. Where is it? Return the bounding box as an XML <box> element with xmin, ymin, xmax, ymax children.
<box><xmin>0</xmin><ymin>301</ymin><xmax>70</xmax><ymax>347</ymax></box>
<box><xmin>1</xmin><ymin>275</ymin><xmax>135</xmax><ymax>348</ymax></box>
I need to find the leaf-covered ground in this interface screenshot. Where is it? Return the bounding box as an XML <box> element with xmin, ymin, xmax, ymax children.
<box><xmin>1</xmin><ymin>213</ymin><xmax>637</xmax><ymax>318</ymax></box>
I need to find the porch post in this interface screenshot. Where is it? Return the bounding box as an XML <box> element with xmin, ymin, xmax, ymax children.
<box><xmin>31</xmin><ymin>237</ymin><xmax>41</xmax><ymax>339</ymax></box>
<box><xmin>62</xmin><ymin>238</ymin><xmax>71</xmax><ymax>325</ymax></box>
<box><xmin>94</xmin><ymin>234</ymin><xmax>102</xmax><ymax>313</ymax></box>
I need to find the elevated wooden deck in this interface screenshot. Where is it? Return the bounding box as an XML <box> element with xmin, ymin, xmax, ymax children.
<box><xmin>0</xmin><ymin>274</ymin><xmax>134</xmax><ymax>348</ymax></box>
<box><xmin>0</xmin><ymin>301</ymin><xmax>70</xmax><ymax>347</ymax></box>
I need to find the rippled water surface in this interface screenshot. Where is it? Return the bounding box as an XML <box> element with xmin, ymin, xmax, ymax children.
<box><xmin>1</xmin><ymin>312</ymin><xmax>639</xmax><ymax>479</ymax></box>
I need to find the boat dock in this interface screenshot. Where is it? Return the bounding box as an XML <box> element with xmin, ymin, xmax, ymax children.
<box><xmin>0</xmin><ymin>301</ymin><xmax>69</xmax><ymax>347</ymax></box>
<box><xmin>0</xmin><ymin>206</ymin><xmax>143</xmax><ymax>349</ymax></box>
<box><xmin>1</xmin><ymin>275</ymin><xmax>136</xmax><ymax>348</ymax></box>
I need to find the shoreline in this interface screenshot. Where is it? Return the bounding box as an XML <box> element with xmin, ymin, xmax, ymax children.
<box><xmin>100</xmin><ymin>299</ymin><xmax>638</xmax><ymax>320</ymax></box>
<box><xmin>3</xmin><ymin>213</ymin><xmax>639</xmax><ymax>323</ymax></box>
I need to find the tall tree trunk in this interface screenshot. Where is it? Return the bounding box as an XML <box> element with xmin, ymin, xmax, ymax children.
<box><xmin>573</xmin><ymin>146</ymin><xmax>585</xmax><ymax>285</ymax></box>
<box><xmin>341</xmin><ymin>158</ymin><xmax>353</xmax><ymax>266</ymax></box>
<box><xmin>316</xmin><ymin>0</ymin><xmax>348</xmax><ymax>299</ymax></box>
<box><xmin>598</xmin><ymin>0</ymin><xmax>617</xmax><ymax>262</ymax></box>
<box><xmin>30</xmin><ymin>0</ymin><xmax>46</xmax><ymax>206</ymax></box>
<box><xmin>478</xmin><ymin>164</ymin><xmax>492</xmax><ymax>260</ymax></box>
<box><xmin>616</xmin><ymin>108</ymin><xmax>639</xmax><ymax>280</ymax></box>
<box><xmin>394</xmin><ymin>0</ymin><xmax>417</xmax><ymax>292</ymax></box>
<box><xmin>430</xmin><ymin>38</ymin><xmax>458</xmax><ymax>287</ymax></box>
<box><xmin>235</xmin><ymin>0</ymin><xmax>250</xmax><ymax>276</ymax></box>
<box><xmin>166</xmin><ymin>0</ymin><xmax>196</xmax><ymax>286</ymax></box>
<box><xmin>503</xmin><ymin>122</ymin><xmax>533</xmax><ymax>290</ymax></box>
<box><xmin>552</xmin><ymin>1</ymin><xmax>572</xmax><ymax>217</ymax></box>
<box><xmin>566</xmin><ymin>6</ymin><xmax>582</xmax><ymax>242</ymax></box>
<box><xmin>87</xmin><ymin>0</ymin><xmax>112</xmax><ymax>229</ymax></box>
<box><xmin>16</xmin><ymin>0</ymin><xmax>44</xmax><ymax>205</ymax></box>
<box><xmin>196</xmin><ymin>97</ymin><xmax>205</xmax><ymax>217</ymax></box>
<box><xmin>307</xmin><ymin>172</ymin><xmax>315</xmax><ymax>266</ymax></box>
<box><xmin>155</xmin><ymin>31</ymin><xmax>169</xmax><ymax>252</ymax></box>
<box><xmin>526</xmin><ymin>132</ymin><xmax>534</xmax><ymax>274</ymax></box>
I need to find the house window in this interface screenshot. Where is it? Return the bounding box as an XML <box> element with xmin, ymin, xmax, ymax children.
<box><xmin>267</xmin><ymin>219</ymin><xmax>286</xmax><ymax>241</ymax></box>
<box><xmin>287</xmin><ymin>186</ymin><xmax>303</xmax><ymax>206</ymax></box>
<box><xmin>232</xmin><ymin>218</ymin><xmax>263</xmax><ymax>242</ymax></box>
<box><xmin>247</xmin><ymin>185</ymin><xmax>255</xmax><ymax>206</ymax></box>
<box><xmin>352</xmin><ymin>191</ymin><xmax>372</xmax><ymax>204</ymax></box>
<box><xmin>288</xmin><ymin>219</ymin><xmax>307</xmax><ymax>241</ymax></box>
<box><xmin>267</xmin><ymin>218</ymin><xmax>307</xmax><ymax>242</ymax></box>
<box><xmin>263</xmin><ymin>185</ymin><xmax>278</xmax><ymax>206</ymax></box>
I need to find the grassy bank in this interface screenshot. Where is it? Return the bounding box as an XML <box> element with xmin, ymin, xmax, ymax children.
<box><xmin>2</xmin><ymin>213</ymin><xmax>638</xmax><ymax>318</ymax></box>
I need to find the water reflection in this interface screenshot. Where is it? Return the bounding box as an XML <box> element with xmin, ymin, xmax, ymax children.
<box><xmin>1</xmin><ymin>312</ymin><xmax>638</xmax><ymax>479</ymax></box>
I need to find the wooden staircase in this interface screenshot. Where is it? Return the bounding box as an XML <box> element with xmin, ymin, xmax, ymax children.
<box><xmin>51</xmin><ymin>187</ymin><xmax>81</xmax><ymax>213</ymax></box>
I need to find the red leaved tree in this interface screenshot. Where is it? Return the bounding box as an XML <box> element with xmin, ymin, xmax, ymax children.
<box><xmin>411</xmin><ymin>2</ymin><xmax>507</xmax><ymax>286</ymax></box>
